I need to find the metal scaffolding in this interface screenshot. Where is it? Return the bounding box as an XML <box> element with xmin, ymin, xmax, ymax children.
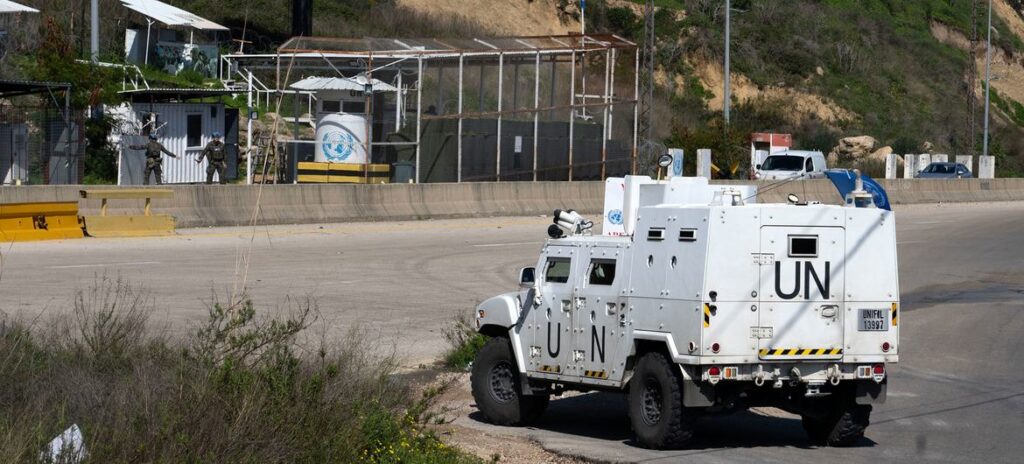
<box><xmin>221</xmin><ymin>33</ymin><xmax>639</xmax><ymax>183</ymax></box>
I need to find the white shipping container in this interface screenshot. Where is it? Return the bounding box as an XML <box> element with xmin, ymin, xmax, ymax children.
<box><xmin>118</xmin><ymin>103</ymin><xmax>226</xmax><ymax>185</ymax></box>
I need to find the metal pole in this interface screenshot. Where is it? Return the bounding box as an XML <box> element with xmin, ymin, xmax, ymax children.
<box><xmin>496</xmin><ymin>52</ymin><xmax>504</xmax><ymax>181</ymax></box>
<box><xmin>533</xmin><ymin>51</ymin><xmax>541</xmax><ymax>182</ymax></box>
<box><xmin>983</xmin><ymin>0</ymin><xmax>993</xmax><ymax>159</ymax></box>
<box><xmin>90</xmin><ymin>0</ymin><xmax>99</xmax><ymax>63</ymax></box>
<box><xmin>609</xmin><ymin>49</ymin><xmax>616</xmax><ymax>139</ymax></box>
<box><xmin>415</xmin><ymin>57</ymin><xmax>423</xmax><ymax>183</ymax></box>
<box><xmin>365</xmin><ymin>54</ymin><xmax>374</xmax><ymax>183</ymax></box>
<box><xmin>601</xmin><ymin>49</ymin><xmax>611</xmax><ymax>179</ymax></box>
<box><xmin>145</xmin><ymin>20</ymin><xmax>152</xmax><ymax>66</ymax></box>
<box><xmin>632</xmin><ymin>48</ymin><xmax>640</xmax><ymax>174</ymax></box>
<box><xmin>724</xmin><ymin>0</ymin><xmax>731</xmax><ymax>125</ymax></box>
<box><xmin>569</xmin><ymin>50</ymin><xmax>576</xmax><ymax>181</ymax></box>
<box><xmin>581</xmin><ymin>0</ymin><xmax>585</xmax><ymax>35</ymax></box>
<box><xmin>457</xmin><ymin>54</ymin><xmax>464</xmax><ymax>183</ymax></box>
<box><xmin>396</xmin><ymin>68</ymin><xmax>403</xmax><ymax>131</ymax></box>
<box><xmin>247</xmin><ymin>71</ymin><xmax>253</xmax><ymax>185</ymax></box>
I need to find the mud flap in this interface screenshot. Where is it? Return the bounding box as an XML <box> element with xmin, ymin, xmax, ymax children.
<box><xmin>855</xmin><ymin>379</ymin><xmax>887</xmax><ymax>405</ymax></box>
<box><xmin>683</xmin><ymin>378</ymin><xmax>715</xmax><ymax>407</ymax></box>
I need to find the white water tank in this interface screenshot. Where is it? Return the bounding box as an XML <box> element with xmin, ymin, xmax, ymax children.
<box><xmin>315</xmin><ymin>113</ymin><xmax>368</xmax><ymax>164</ymax></box>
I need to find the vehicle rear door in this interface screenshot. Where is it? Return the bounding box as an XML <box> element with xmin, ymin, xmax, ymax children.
<box><xmin>758</xmin><ymin>227</ymin><xmax>845</xmax><ymax>360</ymax></box>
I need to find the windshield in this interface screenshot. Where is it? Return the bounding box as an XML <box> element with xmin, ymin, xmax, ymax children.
<box><xmin>760</xmin><ymin>155</ymin><xmax>805</xmax><ymax>171</ymax></box>
<box><xmin>925</xmin><ymin>163</ymin><xmax>954</xmax><ymax>173</ymax></box>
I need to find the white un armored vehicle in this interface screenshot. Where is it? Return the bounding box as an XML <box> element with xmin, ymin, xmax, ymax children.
<box><xmin>470</xmin><ymin>174</ymin><xmax>899</xmax><ymax>448</ymax></box>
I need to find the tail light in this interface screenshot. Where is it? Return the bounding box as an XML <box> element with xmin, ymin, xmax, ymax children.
<box><xmin>707</xmin><ymin>366</ymin><xmax>722</xmax><ymax>385</ymax></box>
<box><xmin>711</xmin><ymin>342</ymin><xmax>721</xmax><ymax>353</ymax></box>
<box><xmin>881</xmin><ymin>342</ymin><xmax>891</xmax><ymax>352</ymax></box>
<box><xmin>872</xmin><ymin>364</ymin><xmax>885</xmax><ymax>383</ymax></box>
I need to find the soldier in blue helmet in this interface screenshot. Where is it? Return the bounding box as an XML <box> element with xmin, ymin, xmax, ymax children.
<box><xmin>128</xmin><ymin>133</ymin><xmax>178</xmax><ymax>185</ymax></box>
<box><xmin>197</xmin><ymin>131</ymin><xmax>228</xmax><ymax>184</ymax></box>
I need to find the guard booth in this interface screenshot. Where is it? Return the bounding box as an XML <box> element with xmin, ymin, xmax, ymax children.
<box><xmin>112</xmin><ymin>88</ymin><xmax>240</xmax><ymax>184</ymax></box>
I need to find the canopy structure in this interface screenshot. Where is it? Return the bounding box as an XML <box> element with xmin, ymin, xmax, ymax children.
<box><xmin>0</xmin><ymin>80</ymin><xmax>70</xmax><ymax>99</ymax></box>
<box><xmin>120</xmin><ymin>0</ymin><xmax>227</xmax><ymax>31</ymax></box>
<box><xmin>0</xmin><ymin>0</ymin><xmax>38</xmax><ymax>13</ymax></box>
<box><xmin>290</xmin><ymin>75</ymin><xmax>398</xmax><ymax>93</ymax></box>
<box><xmin>277</xmin><ymin>33</ymin><xmax>636</xmax><ymax>59</ymax></box>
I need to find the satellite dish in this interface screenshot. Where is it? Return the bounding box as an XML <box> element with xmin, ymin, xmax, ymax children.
<box><xmin>658</xmin><ymin>153</ymin><xmax>673</xmax><ymax>168</ymax></box>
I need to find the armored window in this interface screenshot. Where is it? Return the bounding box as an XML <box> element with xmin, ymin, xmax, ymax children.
<box><xmin>679</xmin><ymin>229</ymin><xmax>697</xmax><ymax>242</ymax></box>
<box><xmin>544</xmin><ymin>258</ymin><xmax>572</xmax><ymax>284</ymax></box>
<box><xmin>647</xmin><ymin>227</ymin><xmax>665</xmax><ymax>241</ymax></box>
<box><xmin>588</xmin><ymin>260</ymin><xmax>616</xmax><ymax>286</ymax></box>
<box><xmin>788</xmin><ymin>235</ymin><xmax>818</xmax><ymax>258</ymax></box>
<box><xmin>186</xmin><ymin>114</ymin><xmax>203</xmax><ymax>148</ymax></box>
<box><xmin>322</xmin><ymin>100</ymin><xmax>341</xmax><ymax>113</ymax></box>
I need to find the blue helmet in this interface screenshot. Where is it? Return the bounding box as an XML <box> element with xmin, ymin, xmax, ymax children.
<box><xmin>149</xmin><ymin>133</ymin><xmax>158</xmax><ymax>140</ymax></box>
<box><xmin>212</xmin><ymin>131</ymin><xmax>222</xmax><ymax>139</ymax></box>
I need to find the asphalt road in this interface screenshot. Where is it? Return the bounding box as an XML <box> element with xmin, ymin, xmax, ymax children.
<box><xmin>2</xmin><ymin>202</ymin><xmax>1023</xmax><ymax>462</ymax></box>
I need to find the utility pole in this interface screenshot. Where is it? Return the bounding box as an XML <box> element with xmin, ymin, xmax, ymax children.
<box><xmin>90</xmin><ymin>0</ymin><xmax>99</xmax><ymax>63</ymax></box>
<box><xmin>637</xmin><ymin>0</ymin><xmax>656</xmax><ymax>173</ymax></box>
<box><xmin>968</xmin><ymin>0</ymin><xmax>979</xmax><ymax>154</ymax></box>
<box><xmin>724</xmin><ymin>0</ymin><xmax>731</xmax><ymax>125</ymax></box>
<box><xmin>983</xmin><ymin>0</ymin><xmax>992</xmax><ymax>159</ymax></box>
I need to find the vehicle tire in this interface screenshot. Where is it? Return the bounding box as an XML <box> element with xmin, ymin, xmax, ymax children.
<box><xmin>627</xmin><ymin>352</ymin><xmax>694</xmax><ymax>449</ymax></box>
<box><xmin>470</xmin><ymin>337</ymin><xmax>547</xmax><ymax>426</ymax></box>
<box><xmin>802</xmin><ymin>403</ymin><xmax>871</xmax><ymax>447</ymax></box>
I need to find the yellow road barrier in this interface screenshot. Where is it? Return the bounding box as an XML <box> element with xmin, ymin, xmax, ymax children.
<box><xmin>79</xmin><ymin>189</ymin><xmax>176</xmax><ymax>238</ymax></box>
<box><xmin>0</xmin><ymin>202</ymin><xmax>85</xmax><ymax>242</ymax></box>
<box><xmin>297</xmin><ymin>162</ymin><xmax>390</xmax><ymax>184</ymax></box>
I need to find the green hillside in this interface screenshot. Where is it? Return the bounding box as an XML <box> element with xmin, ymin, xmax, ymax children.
<box><xmin>6</xmin><ymin>0</ymin><xmax>1024</xmax><ymax>176</ymax></box>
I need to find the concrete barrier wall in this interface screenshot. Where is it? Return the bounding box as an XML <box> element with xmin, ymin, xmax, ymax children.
<box><xmin>2</xmin><ymin>179</ymin><xmax>1023</xmax><ymax>228</ymax></box>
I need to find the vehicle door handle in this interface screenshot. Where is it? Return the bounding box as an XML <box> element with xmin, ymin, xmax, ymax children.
<box><xmin>820</xmin><ymin>305</ymin><xmax>838</xmax><ymax>318</ymax></box>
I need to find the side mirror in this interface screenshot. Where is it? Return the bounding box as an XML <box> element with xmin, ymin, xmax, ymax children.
<box><xmin>519</xmin><ymin>267</ymin><xmax>536</xmax><ymax>289</ymax></box>
<box><xmin>756</xmin><ymin>164</ymin><xmax>762</xmax><ymax>170</ymax></box>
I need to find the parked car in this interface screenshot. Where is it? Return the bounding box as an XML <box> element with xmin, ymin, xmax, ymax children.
<box><xmin>754</xmin><ymin>150</ymin><xmax>828</xmax><ymax>180</ymax></box>
<box><xmin>915</xmin><ymin>162</ymin><xmax>972</xmax><ymax>179</ymax></box>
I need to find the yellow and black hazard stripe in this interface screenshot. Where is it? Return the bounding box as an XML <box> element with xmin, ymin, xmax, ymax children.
<box><xmin>539</xmin><ymin>365</ymin><xmax>561</xmax><ymax>373</ymax></box>
<box><xmin>583</xmin><ymin>370</ymin><xmax>609</xmax><ymax>379</ymax></box>
<box><xmin>891</xmin><ymin>302</ymin><xmax>899</xmax><ymax>327</ymax></box>
<box><xmin>758</xmin><ymin>348</ymin><xmax>843</xmax><ymax>357</ymax></box>
<box><xmin>703</xmin><ymin>303</ymin><xmax>712</xmax><ymax>328</ymax></box>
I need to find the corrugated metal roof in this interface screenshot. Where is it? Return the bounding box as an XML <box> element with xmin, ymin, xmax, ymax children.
<box><xmin>290</xmin><ymin>76</ymin><xmax>398</xmax><ymax>93</ymax></box>
<box><xmin>0</xmin><ymin>0</ymin><xmax>38</xmax><ymax>13</ymax></box>
<box><xmin>120</xmin><ymin>0</ymin><xmax>228</xmax><ymax>31</ymax></box>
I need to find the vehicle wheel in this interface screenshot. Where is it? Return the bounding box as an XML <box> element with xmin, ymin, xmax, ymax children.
<box><xmin>470</xmin><ymin>337</ymin><xmax>547</xmax><ymax>426</ymax></box>
<box><xmin>802</xmin><ymin>403</ymin><xmax>871</xmax><ymax>447</ymax></box>
<box><xmin>627</xmin><ymin>352</ymin><xmax>694</xmax><ymax>449</ymax></box>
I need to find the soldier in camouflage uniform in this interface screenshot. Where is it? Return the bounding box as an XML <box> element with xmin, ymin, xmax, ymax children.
<box><xmin>197</xmin><ymin>131</ymin><xmax>228</xmax><ymax>184</ymax></box>
<box><xmin>128</xmin><ymin>134</ymin><xmax>178</xmax><ymax>185</ymax></box>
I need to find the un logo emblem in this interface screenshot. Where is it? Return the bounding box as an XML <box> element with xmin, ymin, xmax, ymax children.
<box><xmin>607</xmin><ymin>209</ymin><xmax>623</xmax><ymax>225</ymax></box>
<box><xmin>322</xmin><ymin>130</ymin><xmax>356</xmax><ymax>162</ymax></box>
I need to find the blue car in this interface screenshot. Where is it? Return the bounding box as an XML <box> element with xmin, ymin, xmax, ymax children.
<box><xmin>915</xmin><ymin>162</ymin><xmax>973</xmax><ymax>179</ymax></box>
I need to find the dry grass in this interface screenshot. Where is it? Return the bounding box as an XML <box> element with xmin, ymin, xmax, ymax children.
<box><xmin>0</xmin><ymin>277</ymin><xmax>480</xmax><ymax>463</ymax></box>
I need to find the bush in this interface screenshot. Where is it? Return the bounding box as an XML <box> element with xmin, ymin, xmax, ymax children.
<box><xmin>442</xmin><ymin>312</ymin><xmax>488</xmax><ymax>370</ymax></box>
<box><xmin>0</xmin><ymin>279</ymin><xmax>481</xmax><ymax>463</ymax></box>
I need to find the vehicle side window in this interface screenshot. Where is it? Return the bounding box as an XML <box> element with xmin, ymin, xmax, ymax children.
<box><xmin>588</xmin><ymin>260</ymin><xmax>616</xmax><ymax>286</ymax></box>
<box><xmin>805</xmin><ymin>158</ymin><xmax>813</xmax><ymax>172</ymax></box>
<box><xmin>544</xmin><ymin>258</ymin><xmax>572</xmax><ymax>284</ymax></box>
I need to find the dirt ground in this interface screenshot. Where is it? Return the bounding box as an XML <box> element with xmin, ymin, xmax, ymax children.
<box><xmin>423</xmin><ymin>371</ymin><xmax>585</xmax><ymax>464</ymax></box>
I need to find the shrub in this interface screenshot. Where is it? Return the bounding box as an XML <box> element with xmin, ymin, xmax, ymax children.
<box><xmin>442</xmin><ymin>312</ymin><xmax>488</xmax><ymax>370</ymax></box>
<box><xmin>0</xmin><ymin>282</ymin><xmax>481</xmax><ymax>463</ymax></box>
